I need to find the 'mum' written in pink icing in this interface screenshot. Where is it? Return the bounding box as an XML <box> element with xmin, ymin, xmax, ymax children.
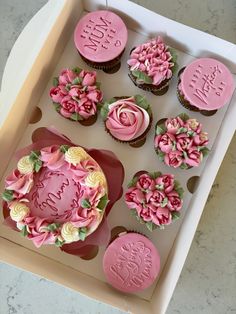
<box><xmin>192</xmin><ymin>65</ymin><xmax>225</xmax><ymax>105</ymax></box>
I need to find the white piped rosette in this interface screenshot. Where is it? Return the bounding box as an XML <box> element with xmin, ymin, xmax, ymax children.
<box><xmin>2</xmin><ymin>145</ymin><xmax>108</xmax><ymax>248</ymax></box>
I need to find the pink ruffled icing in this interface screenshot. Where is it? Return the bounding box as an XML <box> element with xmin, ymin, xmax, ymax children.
<box><xmin>40</xmin><ymin>145</ymin><xmax>64</xmax><ymax>170</ymax></box>
<box><xmin>105</xmin><ymin>97</ymin><xmax>150</xmax><ymax>141</ymax></box>
<box><xmin>127</xmin><ymin>36</ymin><xmax>174</xmax><ymax>86</ymax></box>
<box><xmin>5</xmin><ymin>170</ymin><xmax>33</xmax><ymax>196</ymax></box>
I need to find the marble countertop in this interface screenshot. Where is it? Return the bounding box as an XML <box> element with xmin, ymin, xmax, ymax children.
<box><xmin>0</xmin><ymin>1</ymin><xmax>236</xmax><ymax>313</ymax></box>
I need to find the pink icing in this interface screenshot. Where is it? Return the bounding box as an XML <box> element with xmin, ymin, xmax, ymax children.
<box><xmin>179</xmin><ymin>58</ymin><xmax>235</xmax><ymax>110</ymax></box>
<box><xmin>105</xmin><ymin>97</ymin><xmax>150</xmax><ymax>141</ymax></box>
<box><xmin>127</xmin><ymin>37</ymin><xmax>174</xmax><ymax>85</ymax></box>
<box><xmin>103</xmin><ymin>233</ymin><xmax>160</xmax><ymax>293</ymax></box>
<box><xmin>74</xmin><ymin>10</ymin><xmax>128</xmax><ymax>63</ymax></box>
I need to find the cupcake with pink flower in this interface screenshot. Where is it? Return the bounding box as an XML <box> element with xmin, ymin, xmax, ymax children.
<box><xmin>125</xmin><ymin>171</ymin><xmax>184</xmax><ymax>230</ymax></box>
<box><xmin>154</xmin><ymin>113</ymin><xmax>210</xmax><ymax>169</ymax></box>
<box><xmin>100</xmin><ymin>95</ymin><xmax>152</xmax><ymax>147</ymax></box>
<box><xmin>127</xmin><ymin>37</ymin><xmax>178</xmax><ymax>95</ymax></box>
<box><xmin>49</xmin><ymin>67</ymin><xmax>103</xmax><ymax>126</ymax></box>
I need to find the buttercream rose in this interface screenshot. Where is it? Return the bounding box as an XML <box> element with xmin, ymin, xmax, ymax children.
<box><xmin>40</xmin><ymin>145</ymin><xmax>64</xmax><ymax>170</ymax></box>
<box><xmin>185</xmin><ymin>118</ymin><xmax>201</xmax><ymax>133</ymax></box>
<box><xmin>176</xmin><ymin>133</ymin><xmax>193</xmax><ymax>151</ymax></box>
<box><xmin>165</xmin><ymin>117</ymin><xmax>184</xmax><ymax>134</ymax></box>
<box><xmin>136</xmin><ymin>174</ymin><xmax>155</xmax><ymax>191</ymax></box>
<box><xmin>150</xmin><ymin>207</ymin><xmax>172</xmax><ymax>226</ymax></box>
<box><xmin>155</xmin><ymin>133</ymin><xmax>175</xmax><ymax>153</ymax></box>
<box><xmin>193</xmin><ymin>132</ymin><xmax>209</xmax><ymax>146</ymax></box>
<box><xmin>105</xmin><ymin>97</ymin><xmax>150</xmax><ymax>141</ymax></box>
<box><xmin>139</xmin><ymin>207</ymin><xmax>152</xmax><ymax>222</ymax></box>
<box><xmin>125</xmin><ymin>187</ymin><xmax>145</xmax><ymax>213</ymax></box>
<box><xmin>81</xmin><ymin>71</ymin><xmax>96</xmax><ymax>86</ymax></box>
<box><xmin>185</xmin><ymin>147</ymin><xmax>203</xmax><ymax>167</ymax></box>
<box><xmin>164</xmin><ymin>151</ymin><xmax>183</xmax><ymax>168</ymax></box>
<box><xmin>50</xmin><ymin>85</ymin><xmax>67</xmax><ymax>103</ymax></box>
<box><xmin>77</xmin><ymin>98</ymin><xmax>97</xmax><ymax>119</ymax></box>
<box><xmin>60</xmin><ymin>95</ymin><xmax>78</xmax><ymax>117</ymax></box>
<box><xmin>155</xmin><ymin>174</ymin><xmax>174</xmax><ymax>193</ymax></box>
<box><xmin>59</xmin><ymin>69</ymin><xmax>76</xmax><ymax>85</ymax></box>
<box><xmin>5</xmin><ymin>170</ymin><xmax>33</xmax><ymax>195</ymax></box>
<box><xmin>167</xmin><ymin>191</ymin><xmax>182</xmax><ymax>211</ymax></box>
<box><xmin>146</xmin><ymin>190</ymin><xmax>166</xmax><ymax>210</ymax></box>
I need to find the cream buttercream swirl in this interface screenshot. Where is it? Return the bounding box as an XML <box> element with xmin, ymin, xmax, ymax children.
<box><xmin>65</xmin><ymin>147</ymin><xmax>88</xmax><ymax>165</ymax></box>
<box><xmin>17</xmin><ymin>156</ymin><xmax>34</xmax><ymax>174</ymax></box>
<box><xmin>10</xmin><ymin>202</ymin><xmax>30</xmax><ymax>222</ymax></box>
<box><xmin>85</xmin><ymin>171</ymin><xmax>107</xmax><ymax>188</ymax></box>
<box><xmin>61</xmin><ymin>222</ymin><xmax>80</xmax><ymax>243</ymax></box>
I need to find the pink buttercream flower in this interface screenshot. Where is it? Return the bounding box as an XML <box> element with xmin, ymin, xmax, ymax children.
<box><xmin>59</xmin><ymin>69</ymin><xmax>77</xmax><ymax>85</ymax></box>
<box><xmin>185</xmin><ymin>119</ymin><xmax>202</xmax><ymax>134</ymax></box>
<box><xmin>69</xmin><ymin>159</ymin><xmax>99</xmax><ymax>179</ymax></box>
<box><xmin>150</xmin><ymin>207</ymin><xmax>172</xmax><ymax>226</ymax></box>
<box><xmin>77</xmin><ymin>99</ymin><xmax>97</xmax><ymax>119</ymax></box>
<box><xmin>155</xmin><ymin>133</ymin><xmax>175</xmax><ymax>153</ymax></box>
<box><xmin>146</xmin><ymin>190</ymin><xmax>166</xmax><ymax>210</ymax></box>
<box><xmin>167</xmin><ymin>191</ymin><xmax>182</xmax><ymax>211</ymax></box>
<box><xmin>82</xmin><ymin>71</ymin><xmax>97</xmax><ymax>86</ymax></box>
<box><xmin>127</xmin><ymin>37</ymin><xmax>174</xmax><ymax>86</ymax></box>
<box><xmin>176</xmin><ymin>133</ymin><xmax>193</xmax><ymax>152</ymax></box>
<box><xmin>125</xmin><ymin>187</ymin><xmax>145</xmax><ymax>210</ymax></box>
<box><xmin>155</xmin><ymin>174</ymin><xmax>174</xmax><ymax>193</ymax></box>
<box><xmin>87</xmin><ymin>89</ymin><xmax>103</xmax><ymax>102</ymax></box>
<box><xmin>5</xmin><ymin>170</ymin><xmax>33</xmax><ymax>196</ymax></box>
<box><xmin>49</xmin><ymin>85</ymin><xmax>67</xmax><ymax>103</ymax></box>
<box><xmin>60</xmin><ymin>95</ymin><xmax>78</xmax><ymax>117</ymax></box>
<box><xmin>40</xmin><ymin>145</ymin><xmax>64</xmax><ymax>170</ymax></box>
<box><xmin>106</xmin><ymin>97</ymin><xmax>150</xmax><ymax>141</ymax></box>
<box><xmin>70</xmin><ymin>207</ymin><xmax>99</xmax><ymax>229</ymax></box>
<box><xmin>193</xmin><ymin>132</ymin><xmax>209</xmax><ymax>146</ymax></box>
<box><xmin>164</xmin><ymin>150</ymin><xmax>183</xmax><ymax>168</ymax></box>
<box><xmin>136</xmin><ymin>174</ymin><xmax>155</xmax><ymax>191</ymax></box>
<box><xmin>165</xmin><ymin>117</ymin><xmax>184</xmax><ymax>134</ymax></box>
<box><xmin>139</xmin><ymin>207</ymin><xmax>152</xmax><ymax>222</ymax></box>
<box><xmin>184</xmin><ymin>147</ymin><xmax>203</xmax><ymax>167</ymax></box>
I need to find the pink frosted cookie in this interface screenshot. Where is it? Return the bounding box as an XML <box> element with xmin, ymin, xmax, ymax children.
<box><xmin>177</xmin><ymin>58</ymin><xmax>235</xmax><ymax>112</ymax></box>
<box><xmin>125</xmin><ymin>171</ymin><xmax>184</xmax><ymax>230</ymax></box>
<box><xmin>2</xmin><ymin>145</ymin><xmax>108</xmax><ymax>248</ymax></box>
<box><xmin>49</xmin><ymin>67</ymin><xmax>103</xmax><ymax>126</ymax></box>
<box><xmin>127</xmin><ymin>36</ymin><xmax>178</xmax><ymax>95</ymax></box>
<box><xmin>74</xmin><ymin>10</ymin><xmax>128</xmax><ymax>73</ymax></box>
<box><xmin>154</xmin><ymin>113</ymin><xmax>210</xmax><ymax>169</ymax></box>
<box><xmin>103</xmin><ymin>232</ymin><xmax>160</xmax><ymax>293</ymax></box>
<box><xmin>100</xmin><ymin>95</ymin><xmax>152</xmax><ymax>147</ymax></box>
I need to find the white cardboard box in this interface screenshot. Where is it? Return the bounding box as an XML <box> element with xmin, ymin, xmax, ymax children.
<box><xmin>0</xmin><ymin>1</ymin><xmax>236</xmax><ymax>313</ymax></box>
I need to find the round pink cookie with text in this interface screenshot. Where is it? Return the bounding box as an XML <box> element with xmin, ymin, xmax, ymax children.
<box><xmin>74</xmin><ymin>10</ymin><xmax>128</xmax><ymax>63</ymax></box>
<box><xmin>180</xmin><ymin>58</ymin><xmax>235</xmax><ymax>110</ymax></box>
<box><xmin>2</xmin><ymin>145</ymin><xmax>108</xmax><ymax>248</ymax></box>
<box><xmin>103</xmin><ymin>232</ymin><xmax>160</xmax><ymax>293</ymax></box>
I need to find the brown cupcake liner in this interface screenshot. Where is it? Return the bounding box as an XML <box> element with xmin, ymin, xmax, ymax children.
<box><xmin>79</xmin><ymin>50</ymin><xmax>125</xmax><ymax>73</ymax></box>
<box><xmin>176</xmin><ymin>81</ymin><xmax>200</xmax><ymax>112</ymax></box>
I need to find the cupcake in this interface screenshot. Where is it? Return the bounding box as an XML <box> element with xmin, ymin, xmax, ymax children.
<box><xmin>154</xmin><ymin>113</ymin><xmax>210</xmax><ymax>169</ymax></box>
<box><xmin>103</xmin><ymin>232</ymin><xmax>160</xmax><ymax>293</ymax></box>
<box><xmin>74</xmin><ymin>10</ymin><xmax>128</xmax><ymax>73</ymax></box>
<box><xmin>177</xmin><ymin>58</ymin><xmax>235</xmax><ymax>114</ymax></box>
<box><xmin>2</xmin><ymin>145</ymin><xmax>109</xmax><ymax>248</ymax></box>
<box><xmin>100</xmin><ymin>95</ymin><xmax>152</xmax><ymax>147</ymax></box>
<box><xmin>125</xmin><ymin>171</ymin><xmax>184</xmax><ymax>231</ymax></box>
<box><xmin>49</xmin><ymin>67</ymin><xmax>103</xmax><ymax>126</ymax></box>
<box><xmin>127</xmin><ymin>37</ymin><xmax>178</xmax><ymax>95</ymax></box>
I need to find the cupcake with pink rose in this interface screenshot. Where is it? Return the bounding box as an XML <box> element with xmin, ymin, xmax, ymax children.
<box><xmin>127</xmin><ymin>36</ymin><xmax>178</xmax><ymax>95</ymax></box>
<box><xmin>154</xmin><ymin>113</ymin><xmax>210</xmax><ymax>169</ymax></box>
<box><xmin>2</xmin><ymin>144</ymin><xmax>109</xmax><ymax>248</ymax></box>
<box><xmin>49</xmin><ymin>67</ymin><xmax>103</xmax><ymax>126</ymax></box>
<box><xmin>100</xmin><ymin>95</ymin><xmax>152</xmax><ymax>147</ymax></box>
<box><xmin>125</xmin><ymin>171</ymin><xmax>184</xmax><ymax>231</ymax></box>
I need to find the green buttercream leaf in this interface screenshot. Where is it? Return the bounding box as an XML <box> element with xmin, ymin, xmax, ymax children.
<box><xmin>55</xmin><ymin>238</ymin><xmax>65</xmax><ymax>247</ymax></box>
<box><xmin>53</xmin><ymin>103</ymin><xmax>61</xmax><ymax>113</ymax></box>
<box><xmin>168</xmin><ymin>47</ymin><xmax>178</xmax><ymax>74</ymax></box>
<box><xmin>29</xmin><ymin>151</ymin><xmax>40</xmax><ymax>162</ymax></box>
<box><xmin>171</xmin><ymin>211</ymin><xmax>180</xmax><ymax>221</ymax></box>
<box><xmin>72</xmin><ymin>77</ymin><xmax>82</xmax><ymax>85</ymax></box>
<box><xmin>34</xmin><ymin>160</ymin><xmax>42</xmax><ymax>173</ymax></box>
<box><xmin>178</xmin><ymin>113</ymin><xmax>189</xmax><ymax>122</ymax></box>
<box><xmin>20</xmin><ymin>225</ymin><xmax>28</xmax><ymax>237</ymax></box>
<box><xmin>65</xmin><ymin>84</ymin><xmax>71</xmax><ymax>91</ymax></box>
<box><xmin>176</xmin><ymin>127</ymin><xmax>188</xmax><ymax>134</ymax></box>
<box><xmin>130</xmin><ymin>208</ymin><xmax>138</xmax><ymax>216</ymax></box>
<box><xmin>53</xmin><ymin>77</ymin><xmax>59</xmax><ymax>87</ymax></box>
<box><xmin>81</xmin><ymin>199</ymin><xmax>91</xmax><ymax>209</ymax></box>
<box><xmin>155</xmin><ymin>184</ymin><xmax>164</xmax><ymax>191</ymax></box>
<box><xmin>176</xmin><ymin>187</ymin><xmax>184</xmax><ymax>199</ymax></box>
<box><xmin>199</xmin><ymin>147</ymin><xmax>210</xmax><ymax>157</ymax></box>
<box><xmin>100</xmin><ymin>103</ymin><xmax>109</xmax><ymax>120</ymax></box>
<box><xmin>180</xmin><ymin>163</ymin><xmax>189</xmax><ymax>170</ymax></box>
<box><xmin>60</xmin><ymin>145</ymin><xmax>70</xmax><ymax>153</ymax></box>
<box><xmin>132</xmin><ymin>70</ymin><xmax>153</xmax><ymax>84</ymax></box>
<box><xmin>70</xmin><ymin>112</ymin><xmax>83</xmax><ymax>121</ymax></box>
<box><xmin>72</xmin><ymin>67</ymin><xmax>82</xmax><ymax>74</ymax></box>
<box><xmin>97</xmin><ymin>194</ymin><xmax>109</xmax><ymax>211</ymax></box>
<box><xmin>2</xmin><ymin>189</ymin><xmax>14</xmax><ymax>202</ymax></box>
<box><xmin>157</xmin><ymin>150</ymin><xmax>165</xmax><ymax>162</ymax></box>
<box><xmin>183</xmin><ymin>151</ymin><xmax>188</xmax><ymax>159</ymax></box>
<box><xmin>146</xmin><ymin>221</ymin><xmax>157</xmax><ymax>232</ymax></box>
<box><xmin>134</xmin><ymin>95</ymin><xmax>149</xmax><ymax>110</ymax></box>
<box><xmin>161</xmin><ymin>197</ymin><xmax>168</xmax><ymax>208</ymax></box>
<box><xmin>108</xmin><ymin>98</ymin><xmax>116</xmax><ymax>104</ymax></box>
<box><xmin>156</xmin><ymin>125</ymin><xmax>165</xmax><ymax>135</ymax></box>
<box><xmin>187</xmin><ymin>130</ymin><xmax>195</xmax><ymax>137</ymax></box>
<box><xmin>149</xmin><ymin>171</ymin><xmax>162</xmax><ymax>180</ymax></box>
<box><xmin>127</xmin><ymin>176</ymin><xmax>138</xmax><ymax>188</ymax></box>
<box><xmin>47</xmin><ymin>223</ymin><xmax>61</xmax><ymax>232</ymax></box>
<box><xmin>78</xmin><ymin>227</ymin><xmax>87</xmax><ymax>241</ymax></box>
